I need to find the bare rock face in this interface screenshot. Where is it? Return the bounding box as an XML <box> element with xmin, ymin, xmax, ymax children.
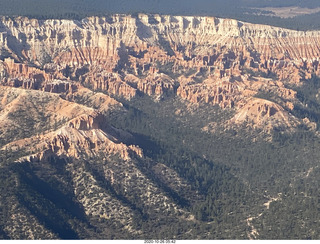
<box><xmin>0</xmin><ymin>14</ymin><xmax>319</xmax><ymax>131</ymax></box>
<box><xmin>45</xmin><ymin>116</ymin><xmax>143</xmax><ymax>160</ymax></box>
<box><xmin>125</xmin><ymin>73</ymin><xmax>175</xmax><ymax>96</ymax></box>
<box><xmin>83</xmin><ymin>71</ymin><xmax>137</xmax><ymax>99</ymax></box>
<box><xmin>0</xmin><ymin>85</ymin><xmax>122</xmax><ymax>150</ymax></box>
<box><xmin>3</xmin><ymin>58</ymin><xmax>49</xmax><ymax>80</ymax></box>
<box><xmin>43</xmin><ymin>80</ymin><xmax>78</xmax><ymax>93</ymax></box>
<box><xmin>0</xmin><ymin>95</ymin><xmax>142</xmax><ymax>161</ymax></box>
<box><xmin>67</xmin><ymin>112</ymin><xmax>103</xmax><ymax>130</ymax></box>
<box><xmin>0</xmin><ymin>85</ymin><xmax>139</xmax><ymax>161</ymax></box>
<box><xmin>0</xmin><ymin>58</ymin><xmax>78</xmax><ymax>94</ymax></box>
<box><xmin>2</xmin><ymin>14</ymin><xmax>320</xmax><ymax>240</ymax></box>
<box><xmin>177</xmin><ymin>77</ymin><xmax>239</xmax><ymax>108</ymax></box>
<box><xmin>230</xmin><ymin>98</ymin><xmax>300</xmax><ymax>132</ymax></box>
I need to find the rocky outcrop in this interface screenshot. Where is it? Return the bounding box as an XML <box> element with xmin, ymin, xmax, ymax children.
<box><xmin>1</xmin><ymin>14</ymin><xmax>320</xmax><ymax>131</ymax></box>
<box><xmin>82</xmin><ymin>71</ymin><xmax>137</xmax><ymax>99</ymax></box>
<box><xmin>42</xmin><ymin>80</ymin><xmax>77</xmax><ymax>93</ymax></box>
<box><xmin>46</xmin><ymin>121</ymin><xmax>143</xmax><ymax>160</ymax></box>
<box><xmin>1</xmin><ymin>14</ymin><xmax>320</xmax><ymax>85</ymax></box>
<box><xmin>177</xmin><ymin>76</ymin><xmax>240</xmax><ymax>108</ymax></box>
<box><xmin>0</xmin><ymin>86</ymin><xmax>139</xmax><ymax>160</ymax></box>
<box><xmin>3</xmin><ymin>57</ymin><xmax>52</xmax><ymax>81</ymax></box>
<box><xmin>125</xmin><ymin>73</ymin><xmax>175</xmax><ymax>96</ymax></box>
<box><xmin>3</xmin><ymin>109</ymin><xmax>143</xmax><ymax>161</ymax></box>
<box><xmin>230</xmin><ymin>98</ymin><xmax>300</xmax><ymax>132</ymax></box>
<box><xmin>0</xmin><ymin>58</ymin><xmax>78</xmax><ymax>93</ymax></box>
<box><xmin>0</xmin><ymin>85</ymin><xmax>121</xmax><ymax>146</ymax></box>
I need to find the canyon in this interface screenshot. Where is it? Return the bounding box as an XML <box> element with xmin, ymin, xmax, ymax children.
<box><xmin>0</xmin><ymin>14</ymin><xmax>319</xmax><ymax>133</ymax></box>
<box><xmin>1</xmin><ymin>13</ymin><xmax>320</xmax><ymax>239</ymax></box>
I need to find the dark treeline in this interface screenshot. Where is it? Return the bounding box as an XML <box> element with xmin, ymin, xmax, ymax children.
<box><xmin>103</xmin><ymin>92</ymin><xmax>320</xmax><ymax>239</ymax></box>
<box><xmin>0</xmin><ymin>0</ymin><xmax>320</xmax><ymax>30</ymax></box>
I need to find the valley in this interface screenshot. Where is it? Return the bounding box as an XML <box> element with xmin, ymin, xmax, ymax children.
<box><xmin>0</xmin><ymin>13</ymin><xmax>320</xmax><ymax>239</ymax></box>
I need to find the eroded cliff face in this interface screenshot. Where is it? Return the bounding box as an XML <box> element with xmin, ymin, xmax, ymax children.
<box><xmin>0</xmin><ymin>85</ymin><xmax>199</xmax><ymax>238</ymax></box>
<box><xmin>0</xmin><ymin>14</ymin><xmax>318</xmax><ymax>132</ymax></box>
<box><xmin>1</xmin><ymin>14</ymin><xmax>320</xmax><ymax>239</ymax></box>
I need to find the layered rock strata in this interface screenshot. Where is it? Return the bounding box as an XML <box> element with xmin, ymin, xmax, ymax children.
<box><xmin>0</xmin><ymin>14</ymin><xmax>319</xmax><ymax>130</ymax></box>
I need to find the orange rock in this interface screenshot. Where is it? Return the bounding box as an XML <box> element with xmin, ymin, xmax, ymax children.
<box><xmin>1</xmin><ymin>14</ymin><xmax>320</xmax><ymax>133</ymax></box>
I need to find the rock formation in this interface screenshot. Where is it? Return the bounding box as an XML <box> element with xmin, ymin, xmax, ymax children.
<box><xmin>0</xmin><ymin>86</ymin><xmax>141</xmax><ymax>161</ymax></box>
<box><xmin>0</xmin><ymin>14</ymin><xmax>320</xmax><ymax>131</ymax></box>
<box><xmin>1</xmin><ymin>14</ymin><xmax>320</xmax><ymax>239</ymax></box>
<box><xmin>230</xmin><ymin>98</ymin><xmax>300</xmax><ymax>132</ymax></box>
